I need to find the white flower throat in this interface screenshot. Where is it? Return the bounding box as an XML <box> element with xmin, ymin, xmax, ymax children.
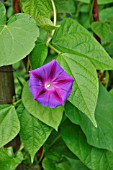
<box><xmin>45</xmin><ymin>82</ymin><xmax>52</xmax><ymax>90</ymax></box>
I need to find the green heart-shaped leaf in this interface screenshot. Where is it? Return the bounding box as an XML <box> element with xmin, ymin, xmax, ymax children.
<box><xmin>53</xmin><ymin>18</ymin><xmax>113</xmax><ymax>70</ymax></box>
<box><xmin>0</xmin><ymin>3</ymin><xmax>39</xmax><ymax>66</ymax></box>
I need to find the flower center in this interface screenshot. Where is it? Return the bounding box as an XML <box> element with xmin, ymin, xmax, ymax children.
<box><xmin>45</xmin><ymin>82</ymin><xmax>52</xmax><ymax>90</ymax></box>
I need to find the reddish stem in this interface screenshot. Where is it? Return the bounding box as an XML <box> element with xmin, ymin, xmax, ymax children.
<box><xmin>92</xmin><ymin>0</ymin><xmax>106</xmax><ymax>86</ymax></box>
<box><xmin>92</xmin><ymin>0</ymin><xmax>99</xmax><ymax>22</ymax></box>
<box><xmin>13</xmin><ymin>0</ymin><xmax>20</xmax><ymax>13</ymax></box>
<box><xmin>23</xmin><ymin>56</ymin><xmax>29</xmax><ymax>70</ymax></box>
<box><xmin>92</xmin><ymin>0</ymin><xmax>101</xmax><ymax>43</ymax></box>
<box><xmin>13</xmin><ymin>0</ymin><xmax>29</xmax><ymax>70</ymax></box>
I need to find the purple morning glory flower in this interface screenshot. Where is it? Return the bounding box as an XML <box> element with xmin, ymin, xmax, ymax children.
<box><xmin>29</xmin><ymin>60</ymin><xmax>74</xmax><ymax>108</ymax></box>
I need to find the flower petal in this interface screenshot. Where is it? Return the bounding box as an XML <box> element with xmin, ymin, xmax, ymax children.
<box><xmin>49</xmin><ymin>60</ymin><xmax>64</xmax><ymax>80</ymax></box>
<box><xmin>55</xmin><ymin>83</ymin><xmax>73</xmax><ymax>103</ymax></box>
<box><xmin>29</xmin><ymin>85</ymin><xmax>44</xmax><ymax>100</ymax></box>
<box><xmin>37</xmin><ymin>90</ymin><xmax>63</xmax><ymax>108</ymax></box>
<box><xmin>53</xmin><ymin>70</ymin><xmax>74</xmax><ymax>82</ymax></box>
<box><xmin>53</xmin><ymin>71</ymin><xmax>74</xmax><ymax>102</ymax></box>
<box><xmin>29</xmin><ymin>72</ymin><xmax>43</xmax><ymax>87</ymax></box>
<box><xmin>30</xmin><ymin>60</ymin><xmax>57</xmax><ymax>81</ymax></box>
<box><xmin>29</xmin><ymin>60</ymin><xmax>74</xmax><ymax>108</ymax></box>
<box><xmin>36</xmin><ymin>91</ymin><xmax>50</xmax><ymax>107</ymax></box>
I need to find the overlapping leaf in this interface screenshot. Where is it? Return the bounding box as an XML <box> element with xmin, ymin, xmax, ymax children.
<box><xmin>65</xmin><ymin>83</ymin><xmax>113</xmax><ymax>151</ymax></box>
<box><xmin>0</xmin><ymin>147</ymin><xmax>23</xmax><ymax>170</ymax></box>
<box><xmin>53</xmin><ymin>18</ymin><xmax>113</xmax><ymax>70</ymax></box>
<box><xmin>0</xmin><ymin>3</ymin><xmax>39</xmax><ymax>66</ymax></box>
<box><xmin>23</xmin><ymin>0</ymin><xmax>57</xmax><ymax>31</ymax></box>
<box><xmin>91</xmin><ymin>22</ymin><xmax>110</xmax><ymax>44</ymax></box>
<box><xmin>23</xmin><ymin>0</ymin><xmax>51</xmax><ymax>19</ymax></box>
<box><xmin>61</xmin><ymin>119</ymin><xmax>113</xmax><ymax>170</ymax></box>
<box><xmin>43</xmin><ymin>157</ymin><xmax>89</xmax><ymax>170</ymax></box>
<box><xmin>22</xmin><ymin>82</ymin><xmax>64</xmax><ymax>130</ymax></box>
<box><xmin>0</xmin><ymin>105</ymin><xmax>20</xmax><ymax>147</ymax></box>
<box><xmin>17</xmin><ymin>104</ymin><xmax>52</xmax><ymax>162</ymax></box>
<box><xmin>43</xmin><ymin>130</ymin><xmax>89</xmax><ymax>169</ymax></box>
<box><xmin>57</xmin><ymin>53</ymin><xmax>98</xmax><ymax>127</ymax></box>
<box><xmin>44</xmin><ymin>130</ymin><xmax>77</xmax><ymax>159</ymax></box>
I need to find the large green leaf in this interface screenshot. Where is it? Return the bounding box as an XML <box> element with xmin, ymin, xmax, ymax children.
<box><xmin>30</xmin><ymin>39</ymin><xmax>48</xmax><ymax>69</ymax></box>
<box><xmin>65</xmin><ymin>83</ymin><xmax>113</xmax><ymax>152</ymax></box>
<box><xmin>52</xmin><ymin>18</ymin><xmax>113</xmax><ymax>70</ymax></box>
<box><xmin>75</xmin><ymin>0</ymin><xmax>113</xmax><ymax>4</ymax></box>
<box><xmin>61</xmin><ymin>119</ymin><xmax>113</xmax><ymax>170</ymax></box>
<box><xmin>0</xmin><ymin>147</ymin><xmax>23</xmax><ymax>170</ymax></box>
<box><xmin>22</xmin><ymin>82</ymin><xmax>64</xmax><ymax>130</ymax></box>
<box><xmin>0</xmin><ymin>105</ymin><xmax>20</xmax><ymax>147</ymax></box>
<box><xmin>36</xmin><ymin>16</ymin><xmax>58</xmax><ymax>31</ymax></box>
<box><xmin>23</xmin><ymin>0</ymin><xmax>56</xmax><ymax>31</ymax></box>
<box><xmin>57</xmin><ymin>53</ymin><xmax>98</xmax><ymax>127</ymax></box>
<box><xmin>17</xmin><ymin>104</ymin><xmax>52</xmax><ymax>162</ymax></box>
<box><xmin>0</xmin><ymin>11</ymin><xmax>39</xmax><ymax>66</ymax></box>
<box><xmin>43</xmin><ymin>157</ymin><xmax>89</xmax><ymax>170</ymax></box>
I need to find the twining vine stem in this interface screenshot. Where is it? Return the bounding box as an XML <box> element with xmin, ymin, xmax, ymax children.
<box><xmin>46</xmin><ymin>0</ymin><xmax>57</xmax><ymax>45</ymax></box>
<box><xmin>93</xmin><ymin>0</ymin><xmax>101</xmax><ymax>43</ymax></box>
<box><xmin>13</xmin><ymin>0</ymin><xmax>20</xmax><ymax>13</ymax></box>
<box><xmin>90</xmin><ymin>0</ymin><xmax>101</xmax><ymax>43</ymax></box>
<box><xmin>90</xmin><ymin>0</ymin><xmax>108</xmax><ymax>86</ymax></box>
<box><xmin>92</xmin><ymin>0</ymin><xmax>99</xmax><ymax>22</ymax></box>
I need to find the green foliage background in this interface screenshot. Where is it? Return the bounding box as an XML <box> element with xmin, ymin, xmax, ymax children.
<box><xmin>0</xmin><ymin>0</ymin><xmax>113</xmax><ymax>169</ymax></box>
